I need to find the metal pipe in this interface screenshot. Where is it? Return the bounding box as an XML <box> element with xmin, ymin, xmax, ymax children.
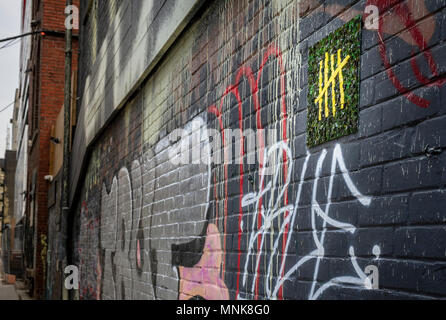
<box><xmin>61</xmin><ymin>0</ymin><xmax>73</xmax><ymax>301</ymax></box>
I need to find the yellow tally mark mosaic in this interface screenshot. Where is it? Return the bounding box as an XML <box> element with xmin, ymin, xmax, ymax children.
<box><xmin>307</xmin><ymin>16</ymin><xmax>362</xmax><ymax>147</ymax></box>
<box><xmin>315</xmin><ymin>50</ymin><xmax>350</xmax><ymax>121</ymax></box>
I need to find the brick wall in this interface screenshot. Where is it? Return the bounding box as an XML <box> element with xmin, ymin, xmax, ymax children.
<box><xmin>26</xmin><ymin>0</ymin><xmax>79</xmax><ymax>299</ymax></box>
<box><xmin>70</xmin><ymin>0</ymin><xmax>446</xmax><ymax>300</ymax></box>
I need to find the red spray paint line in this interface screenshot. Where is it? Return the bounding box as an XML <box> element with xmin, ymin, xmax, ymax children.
<box><xmin>251</xmin><ymin>46</ymin><xmax>288</xmax><ymax>300</ymax></box>
<box><xmin>209</xmin><ymin>83</ymin><xmax>247</xmax><ymax>298</ymax></box>
<box><xmin>208</xmin><ymin>45</ymin><xmax>289</xmax><ymax>299</ymax></box>
<box><xmin>369</xmin><ymin>0</ymin><xmax>445</xmax><ymax>109</ymax></box>
<box><xmin>208</xmin><ymin>105</ymin><xmax>228</xmax><ymax>280</ymax></box>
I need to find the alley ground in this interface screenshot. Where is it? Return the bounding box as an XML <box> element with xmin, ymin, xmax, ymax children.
<box><xmin>0</xmin><ymin>259</ymin><xmax>33</xmax><ymax>300</ymax></box>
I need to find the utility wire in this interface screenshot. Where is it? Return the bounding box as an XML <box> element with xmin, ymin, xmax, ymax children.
<box><xmin>0</xmin><ymin>30</ymin><xmax>43</xmax><ymax>44</ymax></box>
<box><xmin>0</xmin><ymin>29</ymin><xmax>69</xmax><ymax>44</ymax></box>
<box><xmin>0</xmin><ymin>38</ymin><xmax>21</xmax><ymax>50</ymax></box>
<box><xmin>0</xmin><ymin>31</ymin><xmax>44</xmax><ymax>51</ymax></box>
<box><xmin>0</xmin><ymin>30</ymin><xmax>76</xmax><ymax>52</ymax></box>
<box><xmin>0</xmin><ymin>101</ymin><xmax>15</xmax><ymax>114</ymax></box>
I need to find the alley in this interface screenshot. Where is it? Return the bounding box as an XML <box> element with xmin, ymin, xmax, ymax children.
<box><xmin>0</xmin><ymin>259</ymin><xmax>32</xmax><ymax>300</ymax></box>
<box><xmin>0</xmin><ymin>0</ymin><xmax>445</xmax><ymax>301</ymax></box>
<box><xmin>0</xmin><ymin>259</ymin><xmax>18</xmax><ymax>300</ymax></box>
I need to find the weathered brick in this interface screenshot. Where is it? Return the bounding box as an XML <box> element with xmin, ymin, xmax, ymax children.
<box><xmin>376</xmin><ymin>259</ymin><xmax>446</xmax><ymax>296</ymax></box>
<box><xmin>395</xmin><ymin>226</ymin><xmax>446</xmax><ymax>260</ymax></box>
<box><xmin>383</xmin><ymin>156</ymin><xmax>444</xmax><ymax>193</ymax></box>
<box><xmin>358</xmin><ymin>194</ymin><xmax>409</xmax><ymax>227</ymax></box>
<box><xmin>411</xmin><ymin>115</ymin><xmax>446</xmax><ymax>154</ymax></box>
<box><xmin>359</xmin><ymin>105</ymin><xmax>381</xmax><ymax>137</ymax></box>
<box><xmin>409</xmin><ymin>190</ymin><xmax>446</xmax><ymax>225</ymax></box>
<box><xmin>360</xmin><ymin>128</ymin><xmax>414</xmax><ymax>167</ymax></box>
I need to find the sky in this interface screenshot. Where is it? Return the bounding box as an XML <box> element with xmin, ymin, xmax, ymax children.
<box><xmin>0</xmin><ymin>1</ymin><xmax>21</xmax><ymax>158</ymax></box>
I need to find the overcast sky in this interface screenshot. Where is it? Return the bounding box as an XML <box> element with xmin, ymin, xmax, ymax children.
<box><xmin>0</xmin><ymin>1</ymin><xmax>21</xmax><ymax>158</ymax></box>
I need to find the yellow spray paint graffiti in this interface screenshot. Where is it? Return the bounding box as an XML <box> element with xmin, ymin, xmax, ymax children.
<box><xmin>315</xmin><ymin>49</ymin><xmax>350</xmax><ymax>121</ymax></box>
<box><xmin>41</xmin><ymin>235</ymin><xmax>48</xmax><ymax>284</ymax></box>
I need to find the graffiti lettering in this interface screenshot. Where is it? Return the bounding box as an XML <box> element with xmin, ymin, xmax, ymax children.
<box><xmin>238</xmin><ymin>143</ymin><xmax>380</xmax><ymax>300</ymax></box>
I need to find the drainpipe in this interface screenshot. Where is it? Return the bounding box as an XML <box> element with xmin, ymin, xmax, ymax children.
<box><xmin>61</xmin><ymin>0</ymin><xmax>72</xmax><ymax>301</ymax></box>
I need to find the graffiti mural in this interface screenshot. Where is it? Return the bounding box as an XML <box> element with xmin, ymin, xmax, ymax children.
<box><xmin>246</xmin><ymin>143</ymin><xmax>381</xmax><ymax>300</ymax></box>
<box><xmin>79</xmin><ymin>40</ymin><xmax>380</xmax><ymax>300</ymax></box>
<box><xmin>71</xmin><ymin>0</ymin><xmax>446</xmax><ymax>301</ymax></box>
<box><xmin>178</xmin><ymin>224</ymin><xmax>229</xmax><ymax>300</ymax></box>
<box><xmin>78</xmin><ymin>201</ymin><xmax>101</xmax><ymax>300</ymax></box>
<box><xmin>77</xmin><ymin>115</ymin><xmax>381</xmax><ymax>300</ymax></box>
<box><xmin>76</xmin><ymin>116</ymin><xmax>212</xmax><ymax>300</ymax></box>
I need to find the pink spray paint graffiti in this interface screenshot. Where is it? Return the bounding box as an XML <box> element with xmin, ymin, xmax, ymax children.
<box><xmin>178</xmin><ymin>224</ymin><xmax>229</xmax><ymax>300</ymax></box>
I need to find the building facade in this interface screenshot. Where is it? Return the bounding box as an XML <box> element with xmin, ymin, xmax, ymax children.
<box><xmin>0</xmin><ymin>151</ymin><xmax>18</xmax><ymax>277</ymax></box>
<box><xmin>0</xmin><ymin>160</ymin><xmax>5</xmax><ymax>273</ymax></box>
<box><xmin>12</xmin><ymin>0</ymin><xmax>78</xmax><ymax>299</ymax></box>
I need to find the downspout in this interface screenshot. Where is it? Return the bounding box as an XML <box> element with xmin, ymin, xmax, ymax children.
<box><xmin>61</xmin><ymin>0</ymin><xmax>72</xmax><ymax>301</ymax></box>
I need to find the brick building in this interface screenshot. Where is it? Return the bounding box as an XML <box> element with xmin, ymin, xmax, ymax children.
<box><xmin>13</xmin><ymin>0</ymin><xmax>32</xmax><ymax>288</ymax></box>
<box><xmin>13</xmin><ymin>0</ymin><xmax>78</xmax><ymax>299</ymax></box>
<box><xmin>0</xmin><ymin>159</ymin><xmax>5</xmax><ymax>265</ymax></box>
<box><xmin>0</xmin><ymin>150</ymin><xmax>18</xmax><ymax>277</ymax></box>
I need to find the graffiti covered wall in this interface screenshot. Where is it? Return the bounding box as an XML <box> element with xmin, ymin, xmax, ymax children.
<box><xmin>66</xmin><ymin>0</ymin><xmax>446</xmax><ymax>300</ymax></box>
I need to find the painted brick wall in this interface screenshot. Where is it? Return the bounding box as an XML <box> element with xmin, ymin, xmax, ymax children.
<box><xmin>70</xmin><ymin>0</ymin><xmax>204</xmax><ymax>202</ymax></box>
<box><xmin>70</xmin><ymin>0</ymin><xmax>446</xmax><ymax>300</ymax></box>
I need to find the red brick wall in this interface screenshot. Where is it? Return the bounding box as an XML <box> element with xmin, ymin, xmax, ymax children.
<box><xmin>42</xmin><ymin>0</ymin><xmax>80</xmax><ymax>34</ymax></box>
<box><xmin>26</xmin><ymin>0</ymin><xmax>79</xmax><ymax>299</ymax></box>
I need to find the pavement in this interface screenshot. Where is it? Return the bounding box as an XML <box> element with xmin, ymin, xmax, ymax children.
<box><xmin>15</xmin><ymin>280</ymin><xmax>33</xmax><ymax>300</ymax></box>
<box><xmin>0</xmin><ymin>259</ymin><xmax>19</xmax><ymax>300</ymax></box>
<box><xmin>0</xmin><ymin>282</ymin><xmax>19</xmax><ymax>300</ymax></box>
<box><xmin>0</xmin><ymin>258</ymin><xmax>33</xmax><ymax>300</ymax></box>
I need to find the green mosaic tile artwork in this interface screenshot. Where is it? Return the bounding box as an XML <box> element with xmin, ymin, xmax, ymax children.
<box><xmin>307</xmin><ymin>15</ymin><xmax>362</xmax><ymax>147</ymax></box>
